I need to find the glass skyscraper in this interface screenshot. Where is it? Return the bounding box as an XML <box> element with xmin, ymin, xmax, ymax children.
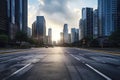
<box><xmin>82</xmin><ymin>7</ymin><xmax>93</xmax><ymax>39</ymax></box>
<box><xmin>63</xmin><ymin>24</ymin><xmax>69</xmax><ymax>43</ymax></box>
<box><xmin>0</xmin><ymin>0</ymin><xmax>8</xmax><ymax>35</ymax></box>
<box><xmin>98</xmin><ymin>0</ymin><xmax>120</xmax><ymax>37</ymax></box>
<box><xmin>36</xmin><ymin>16</ymin><xmax>46</xmax><ymax>44</ymax></box>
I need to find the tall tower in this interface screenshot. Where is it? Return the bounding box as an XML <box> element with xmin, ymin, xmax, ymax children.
<box><xmin>15</xmin><ymin>0</ymin><xmax>28</xmax><ymax>33</ymax></box>
<box><xmin>98</xmin><ymin>0</ymin><xmax>120</xmax><ymax>37</ymax></box>
<box><xmin>82</xmin><ymin>7</ymin><xmax>93</xmax><ymax>39</ymax></box>
<box><xmin>93</xmin><ymin>9</ymin><xmax>99</xmax><ymax>39</ymax></box>
<box><xmin>36</xmin><ymin>16</ymin><xmax>46</xmax><ymax>44</ymax></box>
<box><xmin>0</xmin><ymin>0</ymin><xmax>8</xmax><ymax>35</ymax></box>
<box><xmin>48</xmin><ymin>28</ymin><xmax>52</xmax><ymax>45</ymax></box>
<box><xmin>63</xmin><ymin>24</ymin><xmax>69</xmax><ymax>43</ymax></box>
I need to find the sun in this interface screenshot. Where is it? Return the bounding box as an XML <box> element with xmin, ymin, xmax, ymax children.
<box><xmin>52</xmin><ymin>34</ymin><xmax>60</xmax><ymax>42</ymax></box>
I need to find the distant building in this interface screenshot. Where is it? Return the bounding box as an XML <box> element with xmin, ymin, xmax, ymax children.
<box><xmin>36</xmin><ymin>16</ymin><xmax>46</xmax><ymax>44</ymax></box>
<box><xmin>71</xmin><ymin>28</ymin><xmax>79</xmax><ymax>43</ymax></box>
<box><xmin>79</xmin><ymin>19</ymin><xmax>84</xmax><ymax>40</ymax></box>
<box><xmin>48</xmin><ymin>28</ymin><xmax>52</xmax><ymax>45</ymax></box>
<box><xmin>60</xmin><ymin>32</ymin><xmax>64</xmax><ymax>44</ymax></box>
<box><xmin>82</xmin><ymin>7</ymin><xmax>93</xmax><ymax>39</ymax></box>
<box><xmin>32</xmin><ymin>21</ymin><xmax>37</xmax><ymax>39</ymax></box>
<box><xmin>76</xmin><ymin>29</ymin><xmax>79</xmax><ymax>41</ymax></box>
<box><xmin>93</xmin><ymin>9</ymin><xmax>99</xmax><ymax>39</ymax></box>
<box><xmin>63</xmin><ymin>24</ymin><xmax>69</xmax><ymax>43</ymax></box>
<box><xmin>27</xmin><ymin>27</ymin><xmax>32</xmax><ymax>38</ymax></box>
<box><xmin>0</xmin><ymin>0</ymin><xmax>8</xmax><ymax>35</ymax></box>
<box><xmin>68</xmin><ymin>34</ymin><xmax>71</xmax><ymax>43</ymax></box>
<box><xmin>71</xmin><ymin>28</ymin><xmax>76</xmax><ymax>43</ymax></box>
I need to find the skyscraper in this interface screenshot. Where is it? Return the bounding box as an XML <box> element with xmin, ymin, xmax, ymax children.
<box><xmin>79</xmin><ymin>19</ymin><xmax>84</xmax><ymax>40</ymax></box>
<box><xmin>48</xmin><ymin>28</ymin><xmax>52</xmax><ymax>45</ymax></box>
<box><xmin>93</xmin><ymin>9</ymin><xmax>99</xmax><ymax>39</ymax></box>
<box><xmin>32</xmin><ymin>21</ymin><xmax>37</xmax><ymax>39</ymax></box>
<box><xmin>0</xmin><ymin>0</ymin><xmax>8</xmax><ymax>35</ymax></box>
<box><xmin>8</xmin><ymin>0</ymin><xmax>17</xmax><ymax>39</ymax></box>
<box><xmin>60</xmin><ymin>32</ymin><xmax>64</xmax><ymax>44</ymax></box>
<box><xmin>27</xmin><ymin>27</ymin><xmax>32</xmax><ymax>38</ymax></box>
<box><xmin>82</xmin><ymin>7</ymin><xmax>93</xmax><ymax>39</ymax></box>
<box><xmin>7</xmin><ymin>0</ymin><xmax>28</xmax><ymax>39</ymax></box>
<box><xmin>76</xmin><ymin>29</ymin><xmax>79</xmax><ymax>41</ymax></box>
<box><xmin>63</xmin><ymin>24</ymin><xmax>69</xmax><ymax>43</ymax></box>
<box><xmin>15</xmin><ymin>0</ymin><xmax>28</xmax><ymax>33</ymax></box>
<box><xmin>36</xmin><ymin>16</ymin><xmax>46</xmax><ymax>44</ymax></box>
<box><xmin>71</xmin><ymin>28</ymin><xmax>76</xmax><ymax>43</ymax></box>
<box><xmin>98</xmin><ymin>0</ymin><xmax>120</xmax><ymax>37</ymax></box>
<box><xmin>71</xmin><ymin>28</ymin><xmax>79</xmax><ymax>43</ymax></box>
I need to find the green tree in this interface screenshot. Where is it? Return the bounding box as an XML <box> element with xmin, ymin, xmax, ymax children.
<box><xmin>15</xmin><ymin>31</ymin><xmax>28</xmax><ymax>44</ymax></box>
<box><xmin>0</xmin><ymin>34</ymin><xmax>8</xmax><ymax>47</ymax></box>
<box><xmin>109</xmin><ymin>30</ymin><xmax>120</xmax><ymax>43</ymax></box>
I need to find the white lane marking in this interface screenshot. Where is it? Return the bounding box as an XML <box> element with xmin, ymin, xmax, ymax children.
<box><xmin>69</xmin><ymin>53</ymin><xmax>112</xmax><ymax>80</ymax></box>
<box><xmin>0</xmin><ymin>57</ymin><xmax>21</xmax><ymax>63</ymax></box>
<box><xmin>3</xmin><ymin>63</ymin><xmax>33</xmax><ymax>80</ymax></box>
<box><xmin>69</xmin><ymin>54</ymin><xmax>80</xmax><ymax>61</ymax></box>
<box><xmin>10</xmin><ymin>63</ymin><xmax>32</xmax><ymax>76</ymax></box>
<box><xmin>85</xmin><ymin>64</ymin><xmax>112</xmax><ymax>80</ymax></box>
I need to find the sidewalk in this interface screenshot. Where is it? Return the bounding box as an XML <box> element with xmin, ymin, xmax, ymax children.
<box><xmin>81</xmin><ymin>48</ymin><xmax>120</xmax><ymax>55</ymax></box>
<box><xmin>0</xmin><ymin>49</ymin><xmax>29</xmax><ymax>54</ymax></box>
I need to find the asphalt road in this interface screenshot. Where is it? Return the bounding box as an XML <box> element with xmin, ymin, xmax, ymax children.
<box><xmin>0</xmin><ymin>47</ymin><xmax>120</xmax><ymax>80</ymax></box>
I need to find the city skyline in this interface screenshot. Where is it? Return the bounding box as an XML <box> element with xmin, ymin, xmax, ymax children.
<box><xmin>28</xmin><ymin>0</ymin><xmax>97</xmax><ymax>41</ymax></box>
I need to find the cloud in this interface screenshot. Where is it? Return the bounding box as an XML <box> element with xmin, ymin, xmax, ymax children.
<box><xmin>37</xmin><ymin>0</ymin><xmax>80</xmax><ymax>30</ymax></box>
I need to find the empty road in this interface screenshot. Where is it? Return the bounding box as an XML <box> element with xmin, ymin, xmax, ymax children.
<box><xmin>0</xmin><ymin>47</ymin><xmax>120</xmax><ymax>80</ymax></box>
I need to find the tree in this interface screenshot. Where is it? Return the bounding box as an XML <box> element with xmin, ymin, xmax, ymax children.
<box><xmin>0</xmin><ymin>34</ymin><xmax>8</xmax><ymax>47</ymax></box>
<box><xmin>15</xmin><ymin>31</ymin><xmax>28</xmax><ymax>44</ymax></box>
<box><xmin>109</xmin><ymin>30</ymin><xmax>120</xmax><ymax>46</ymax></box>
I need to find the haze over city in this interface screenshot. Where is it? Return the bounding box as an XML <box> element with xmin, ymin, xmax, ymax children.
<box><xmin>28</xmin><ymin>0</ymin><xmax>97</xmax><ymax>41</ymax></box>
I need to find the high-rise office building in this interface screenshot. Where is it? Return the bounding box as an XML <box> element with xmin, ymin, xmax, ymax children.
<box><xmin>27</xmin><ymin>27</ymin><xmax>32</xmax><ymax>38</ymax></box>
<box><xmin>48</xmin><ymin>28</ymin><xmax>52</xmax><ymax>45</ymax></box>
<box><xmin>68</xmin><ymin>34</ymin><xmax>71</xmax><ymax>43</ymax></box>
<box><xmin>76</xmin><ymin>29</ymin><xmax>79</xmax><ymax>41</ymax></box>
<box><xmin>71</xmin><ymin>28</ymin><xmax>76</xmax><ymax>43</ymax></box>
<box><xmin>98</xmin><ymin>0</ymin><xmax>120</xmax><ymax>37</ymax></box>
<box><xmin>79</xmin><ymin>19</ymin><xmax>84</xmax><ymax>40</ymax></box>
<box><xmin>93</xmin><ymin>9</ymin><xmax>99</xmax><ymax>39</ymax></box>
<box><xmin>7</xmin><ymin>0</ymin><xmax>17</xmax><ymax>39</ymax></box>
<box><xmin>63</xmin><ymin>24</ymin><xmax>69</xmax><ymax>43</ymax></box>
<box><xmin>0</xmin><ymin>0</ymin><xmax>8</xmax><ymax>35</ymax></box>
<box><xmin>82</xmin><ymin>8</ymin><xmax>93</xmax><ymax>39</ymax></box>
<box><xmin>7</xmin><ymin>0</ymin><xmax>28</xmax><ymax>39</ymax></box>
<box><xmin>32</xmin><ymin>21</ymin><xmax>37</xmax><ymax>39</ymax></box>
<box><xmin>36</xmin><ymin>16</ymin><xmax>46</xmax><ymax>44</ymax></box>
<box><xmin>15</xmin><ymin>0</ymin><xmax>28</xmax><ymax>33</ymax></box>
<box><xmin>71</xmin><ymin>28</ymin><xmax>79</xmax><ymax>43</ymax></box>
<box><xmin>60</xmin><ymin>32</ymin><xmax>64</xmax><ymax>44</ymax></box>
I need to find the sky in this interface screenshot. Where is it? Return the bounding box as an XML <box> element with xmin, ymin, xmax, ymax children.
<box><xmin>28</xmin><ymin>0</ymin><xmax>97</xmax><ymax>41</ymax></box>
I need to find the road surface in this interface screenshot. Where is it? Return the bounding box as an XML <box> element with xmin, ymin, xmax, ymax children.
<box><xmin>0</xmin><ymin>47</ymin><xmax>120</xmax><ymax>80</ymax></box>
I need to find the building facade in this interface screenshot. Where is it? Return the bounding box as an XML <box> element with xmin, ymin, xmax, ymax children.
<box><xmin>98</xmin><ymin>0</ymin><xmax>120</xmax><ymax>37</ymax></box>
<box><xmin>63</xmin><ymin>24</ymin><xmax>69</xmax><ymax>43</ymax></box>
<box><xmin>7</xmin><ymin>0</ymin><xmax>28</xmax><ymax>39</ymax></box>
<box><xmin>0</xmin><ymin>0</ymin><xmax>8</xmax><ymax>35</ymax></box>
<box><xmin>36</xmin><ymin>16</ymin><xmax>46</xmax><ymax>44</ymax></box>
<box><xmin>79</xmin><ymin>19</ymin><xmax>84</xmax><ymax>40</ymax></box>
<box><xmin>71</xmin><ymin>28</ymin><xmax>76</xmax><ymax>43</ymax></box>
<box><xmin>32</xmin><ymin>21</ymin><xmax>37</xmax><ymax>39</ymax></box>
<box><xmin>93</xmin><ymin>9</ymin><xmax>99</xmax><ymax>39</ymax></box>
<box><xmin>48</xmin><ymin>28</ymin><xmax>52</xmax><ymax>45</ymax></box>
<box><xmin>60</xmin><ymin>32</ymin><xmax>64</xmax><ymax>44</ymax></box>
<box><xmin>82</xmin><ymin>8</ymin><xmax>93</xmax><ymax>39</ymax></box>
